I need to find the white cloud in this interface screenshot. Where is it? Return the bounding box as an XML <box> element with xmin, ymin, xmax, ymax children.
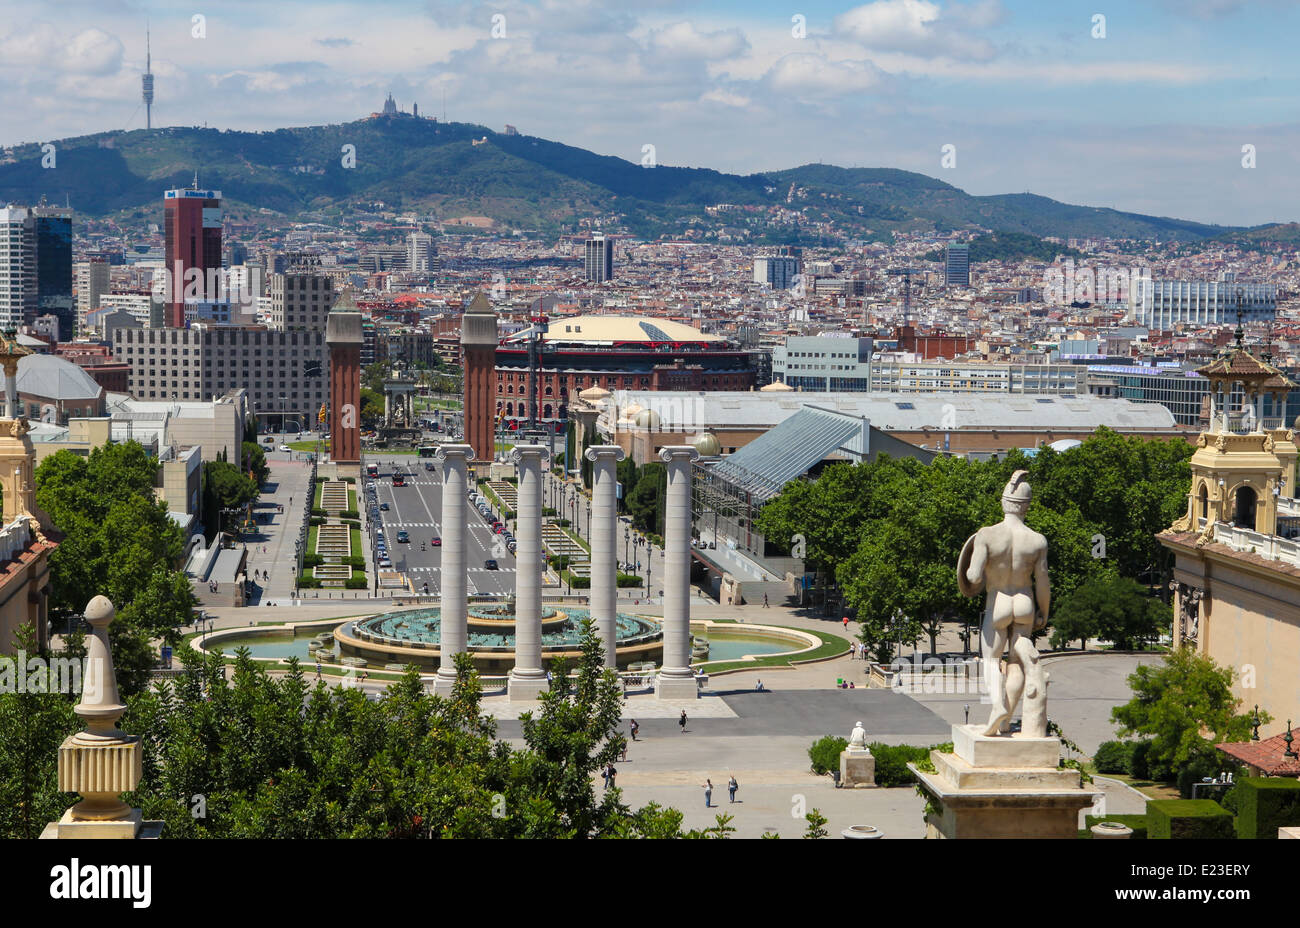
<box><xmin>764</xmin><ymin>54</ymin><xmax>884</xmax><ymax>97</ymax></box>
<box><xmin>0</xmin><ymin>24</ymin><xmax>123</xmax><ymax>75</ymax></box>
<box><xmin>647</xmin><ymin>21</ymin><xmax>748</xmax><ymax>60</ymax></box>
<box><xmin>699</xmin><ymin>88</ymin><xmax>751</xmax><ymax>107</ymax></box>
<box><xmin>835</xmin><ymin>0</ymin><xmax>998</xmax><ymax>60</ymax></box>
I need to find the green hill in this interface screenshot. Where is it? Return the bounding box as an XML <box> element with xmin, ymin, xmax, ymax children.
<box><xmin>920</xmin><ymin>232</ymin><xmax>1086</xmax><ymax>264</ymax></box>
<box><xmin>0</xmin><ymin>117</ymin><xmax>1245</xmax><ymax>242</ymax></box>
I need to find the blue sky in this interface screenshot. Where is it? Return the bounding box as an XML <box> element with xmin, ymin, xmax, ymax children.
<box><xmin>1</xmin><ymin>0</ymin><xmax>1298</xmax><ymax>227</ymax></box>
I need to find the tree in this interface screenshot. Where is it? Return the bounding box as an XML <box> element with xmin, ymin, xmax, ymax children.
<box><xmin>204</xmin><ymin>460</ymin><xmax>259</xmax><ymax>533</ymax></box>
<box><xmin>1049</xmin><ymin>573</ymin><xmax>1168</xmax><ymax>650</ymax></box>
<box><xmin>0</xmin><ymin>625</ymin><xmax>80</xmax><ymax>839</ymax></box>
<box><xmin>360</xmin><ymin>388</ymin><xmax>385</xmax><ymax>427</ymax></box>
<box><xmin>1111</xmin><ymin>648</ymin><xmax>1265</xmax><ymax>776</ymax></box>
<box><xmin>626</xmin><ymin>462</ymin><xmax>666</xmax><ymax>535</ymax></box>
<box><xmin>241</xmin><ymin>442</ymin><xmax>270</xmax><ymax>486</ymax></box>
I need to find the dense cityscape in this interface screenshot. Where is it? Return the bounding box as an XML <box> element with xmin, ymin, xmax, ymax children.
<box><xmin>0</xmin><ymin>0</ymin><xmax>1294</xmax><ymax>906</ymax></box>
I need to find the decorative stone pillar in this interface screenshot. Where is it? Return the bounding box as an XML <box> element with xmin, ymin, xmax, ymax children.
<box><xmin>585</xmin><ymin>445</ymin><xmax>625</xmax><ymax>669</ymax></box>
<box><xmin>508</xmin><ymin>444</ymin><xmax>550</xmax><ymax>700</ymax></box>
<box><xmin>433</xmin><ymin>444</ymin><xmax>474</xmax><ymax>696</ymax></box>
<box><xmin>43</xmin><ymin>596</ymin><xmax>156</xmax><ymax>839</ymax></box>
<box><xmin>655</xmin><ymin>445</ymin><xmax>700</xmax><ymax>700</ymax></box>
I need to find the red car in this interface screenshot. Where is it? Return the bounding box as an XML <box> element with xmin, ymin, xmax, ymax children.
<box><xmin>431</xmin><ymin>537</ymin><xmax>442</xmax><ymax>547</ymax></box>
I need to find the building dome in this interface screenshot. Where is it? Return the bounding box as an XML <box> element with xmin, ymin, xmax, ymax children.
<box><xmin>634</xmin><ymin>408</ymin><xmax>661</xmax><ymax>429</ymax></box>
<box><xmin>760</xmin><ymin>381</ymin><xmax>795</xmax><ymax>392</ymax></box>
<box><xmin>579</xmin><ymin>386</ymin><xmax>612</xmax><ymax>402</ymax></box>
<box><xmin>692</xmin><ymin>431</ymin><xmax>721</xmax><ymax>456</ymax></box>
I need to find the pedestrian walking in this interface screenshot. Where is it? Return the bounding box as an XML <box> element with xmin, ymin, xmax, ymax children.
<box><xmin>606</xmin><ymin>764</ymin><xmax>617</xmax><ymax>789</ymax></box>
<box><xmin>842</xmin><ymin>615</ymin><xmax>850</xmax><ymax>631</ymax></box>
<box><xmin>728</xmin><ymin>775</ymin><xmax>738</xmax><ymax>803</ymax></box>
<box><xmin>601</xmin><ymin>765</ymin><xmax>611</xmax><ymax>789</ymax></box>
<box><xmin>703</xmin><ymin>779</ymin><xmax>713</xmax><ymax>807</ymax></box>
<box><xmin>679</xmin><ymin>710</ymin><xmax>688</xmax><ymax>733</ymax></box>
<box><xmin>315</xmin><ymin>661</ymin><xmax>322</xmax><ymax>680</ymax></box>
<box><xmin>763</xmin><ymin>593</ymin><xmax>769</xmax><ymax>608</ymax></box>
<box><xmin>630</xmin><ymin>719</ymin><xmax>639</xmax><ymax>741</ymax></box>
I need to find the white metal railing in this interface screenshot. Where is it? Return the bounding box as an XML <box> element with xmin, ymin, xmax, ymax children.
<box><xmin>0</xmin><ymin>515</ymin><xmax>32</xmax><ymax>563</ymax></box>
<box><xmin>1212</xmin><ymin>520</ymin><xmax>1300</xmax><ymax>568</ymax></box>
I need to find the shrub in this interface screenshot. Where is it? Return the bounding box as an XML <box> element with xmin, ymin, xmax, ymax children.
<box><xmin>1146</xmin><ymin>799</ymin><xmax>1234</xmax><ymax>839</ymax></box>
<box><xmin>345</xmin><ymin>555</ymin><xmax>365</xmax><ymax>568</ymax></box>
<box><xmin>568</xmin><ymin>576</ymin><xmax>591</xmax><ymax>589</ymax></box>
<box><xmin>340</xmin><ymin>509</ymin><xmax>359</xmax><ymax>520</ymax></box>
<box><xmin>617</xmin><ymin>573</ymin><xmax>642</xmax><ymax>587</ymax></box>
<box><xmin>808</xmin><ymin>735</ymin><xmax>849</xmax><ymax>775</ymax></box>
<box><xmin>1129</xmin><ymin>739</ymin><xmax>1170</xmax><ymax>781</ymax></box>
<box><xmin>542</xmin><ymin>507</ymin><xmax>557</xmax><ymax>517</ymax></box>
<box><xmin>1093</xmin><ymin>740</ymin><xmax>1135</xmax><ymax>775</ymax></box>
<box><xmin>311</xmin><ymin>507</ymin><xmax>327</xmax><ymax>517</ymax></box>
<box><xmin>1176</xmin><ymin>752</ymin><xmax>1237</xmax><ymax>798</ymax></box>
<box><xmin>309</xmin><ymin>516</ymin><xmax>325</xmax><ymax>526</ymax></box>
<box><xmin>340</xmin><ymin>477</ymin><xmax>355</xmax><ymax>484</ymax></box>
<box><xmin>1231</xmin><ymin>777</ymin><xmax>1300</xmax><ymax>839</ymax></box>
<box><xmin>301</xmin><ymin>554</ymin><xmax>324</xmax><ymax>568</ymax></box>
<box><xmin>866</xmin><ymin>742</ymin><xmax>943</xmax><ymax>787</ymax></box>
<box><xmin>297</xmin><ymin>575</ymin><xmax>321</xmax><ymax>589</ymax></box>
<box><xmin>1084</xmin><ymin>814</ymin><xmax>1148</xmax><ymax>839</ymax></box>
<box><xmin>344</xmin><ymin>577</ymin><xmax>368</xmax><ymax>590</ymax></box>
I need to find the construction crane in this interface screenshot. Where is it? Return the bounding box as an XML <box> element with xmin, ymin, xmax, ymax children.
<box><xmin>886</xmin><ymin>267</ymin><xmax>925</xmax><ymax>326</ymax></box>
<box><xmin>514</xmin><ymin>312</ymin><xmax>551</xmax><ymax>431</ymax></box>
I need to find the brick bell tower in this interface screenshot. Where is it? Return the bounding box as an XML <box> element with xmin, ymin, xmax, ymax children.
<box><xmin>326</xmin><ymin>288</ymin><xmax>363</xmax><ymax>471</ymax></box>
<box><xmin>461</xmin><ymin>292</ymin><xmax>498</xmax><ymax>463</ymax></box>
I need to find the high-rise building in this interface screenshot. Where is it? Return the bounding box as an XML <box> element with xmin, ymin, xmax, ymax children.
<box><xmin>33</xmin><ymin>207</ymin><xmax>73</xmax><ymax>340</ymax></box>
<box><xmin>945</xmin><ymin>243</ymin><xmax>970</xmax><ymax>287</ymax></box>
<box><xmin>754</xmin><ymin>255</ymin><xmax>801</xmax><ymax>290</ymax></box>
<box><xmin>407</xmin><ymin>232</ymin><xmax>437</xmax><ymax>275</ymax></box>
<box><xmin>270</xmin><ymin>272</ymin><xmax>334</xmax><ymax>331</ymax></box>
<box><xmin>75</xmin><ymin>259</ymin><xmax>110</xmax><ymax>334</ymax></box>
<box><xmin>584</xmin><ymin>234</ymin><xmax>614</xmax><ymax>283</ymax></box>
<box><xmin>163</xmin><ymin>186</ymin><xmax>223</xmax><ymax>327</ymax></box>
<box><xmin>0</xmin><ymin>206</ymin><xmax>73</xmax><ymax>337</ymax></box>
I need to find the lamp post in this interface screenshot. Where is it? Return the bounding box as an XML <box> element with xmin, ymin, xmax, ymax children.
<box><xmin>624</xmin><ymin>526</ymin><xmax>631</xmax><ymax>567</ymax></box>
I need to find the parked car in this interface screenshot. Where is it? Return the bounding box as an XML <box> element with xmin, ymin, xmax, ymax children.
<box><xmin>380</xmin><ymin>502</ymin><xmax>390</xmax><ymax>511</ymax></box>
<box><xmin>379</xmin><ymin>556</ymin><xmax>392</xmax><ymax>568</ymax></box>
<box><xmin>279</xmin><ymin>445</ymin><xmax>291</xmax><ymax>452</ymax></box>
<box><xmin>262</xmin><ymin>436</ymin><xmax>275</xmax><ymax>445</ymax></box>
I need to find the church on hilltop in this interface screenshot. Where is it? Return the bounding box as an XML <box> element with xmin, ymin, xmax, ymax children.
<box><xmin>369</xmin><ymin>93</ymin><xmax>434</xmax><ymax>121</ymax></box>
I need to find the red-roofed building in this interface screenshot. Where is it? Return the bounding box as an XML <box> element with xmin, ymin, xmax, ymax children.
<box><xmin>1217</xmin><ymin>726</ymin><xmax>1300</xmax><ymax>777</ymax></box>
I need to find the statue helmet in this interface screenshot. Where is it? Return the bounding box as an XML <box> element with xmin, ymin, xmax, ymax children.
<box><xmin>1001</xmin><ymin>469</ymin><xmax>1032</xmax><ymax>505</ymax></box>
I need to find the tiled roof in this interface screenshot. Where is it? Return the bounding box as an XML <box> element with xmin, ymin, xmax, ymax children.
<box><xmin>1218</xmin><ymin>726</ymin><xmax>1300</xmax><ymax>776</ymax></box>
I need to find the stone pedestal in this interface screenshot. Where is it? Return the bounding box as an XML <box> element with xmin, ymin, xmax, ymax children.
<box><xmin>840</xmin><ymin>749</ymin><xmax>877</xmax><ymax>788</ymax></box>
<box><xmin>910</xmin><ymin>724</ymin><xmax>1097</xmax><ymax>839</ymax></box>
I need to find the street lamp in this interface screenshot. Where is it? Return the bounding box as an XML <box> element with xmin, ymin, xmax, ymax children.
<box><xmin>624</xmin><ymin>526</ymin><xmax>630</xmax><ymax>567</ymax></box>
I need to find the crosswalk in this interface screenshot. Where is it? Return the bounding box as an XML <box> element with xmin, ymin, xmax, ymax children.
<box><xmin>404</xmin><ymin>565</ymin><xmax>511</xmax><ymax>574</ymax></box>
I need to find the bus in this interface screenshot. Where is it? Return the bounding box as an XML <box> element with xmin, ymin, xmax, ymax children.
<box><xmin>392</xmin><ymin>473</ymin><xmax>406</xmax><ymax>487</ymax></box>
<box><xmin>417</xmin><ymin>445</ymin><xmax>437</xmax><ymax>458</ymax></box>
<box><xmin>366</xmin><ymin>463</ymin><xmax>379</xmax><ymax>479</ymax></box>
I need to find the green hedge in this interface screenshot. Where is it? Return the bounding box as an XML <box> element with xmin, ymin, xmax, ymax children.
<box><xmin>617</xmin><ymin>573</ymin><xmax>642</xmax><ymax>587</ymax></box>
<box><xmin>867</xmin><ymin>742</ymin><xmax>947</xmax><ymax>788</ymax></box>
<box><xmin>1084</xmin><ymin>814</ymin><xmax>1149</xmax><ymax>839</ymax></box>
<box><xmin>1093</xmin><ymin>740</ymin><xmax>1134</xmax><ymax>775</ymax></box>
<box><xmin>311</xmin><ymin>507</ymin><xmax>327</xmax><ymax>517</ymax></box>
<box><xmin>309</xmin><ymin>516</ymin><xmax>325</xmax><ymax>526</ymax></box>
<box><xmin>345</xmin><ymin>555</ymin><xmax>365</xmax><ymax>568</ymax></box>
<box><xmin>302</xmin><ymin>554</ymin><xmax>324</xmax><ymax>568</ymax></box>
<box><xmin>340</xmin><ymin>509</ymin><xmax>359</xmax><ymax>520</ymax></box>
<box><xmin>555</xmin><ymin>518</ymin><xmax>571</xmax><ymax>527</ymax></box>
<box><xmin>297</xmin><ymin>575</ymin><xmax>321</xmax><ymax>589</ymax></box>
<box><xmin>808</xmin><ymin>735</ymin><xmax>848</xmax><ymax>775</ymax></box>
<box><xmin>1231</xmin><ymin>777</ymin><xmax>1300</xmax><ymax>839</ymax></box>
<box><xmin>1146</xmin><ymin>799</ymin><xmax>1234</xmax><ymax>839</ymax></box>
<box><xmin>344</xmin><ymin>577</ymin><xmax>368</xmax><ymax>589</ymax></box>
<box><xmin>340</xmin><ymin>477</ymin><xmax>355</xmax><ymax>484</ymax></box>
<box><xmin>568</xmin><ymin>576</ymin><xmax>591</xmax><ymax>589</ymax></box>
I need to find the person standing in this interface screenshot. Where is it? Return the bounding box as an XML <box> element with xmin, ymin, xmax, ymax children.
<box><xmin>679</xmin><ymin>710</ymin><xmax>688</xmax><ymax>733</ymax></box>
<box><xmin>728</xmin><ymin>775</ymin><xmax>738</xmax><ymax>803</ymax></box>
<box><xmin>601</xmin><ymin>765</ymin><xmax>611</xmax><ymax>789</ymax></box>
<box><xmin>843</xmin><ymin>615</ymin><xmax>850</xmax><ymax>631</ymax></box>
<box><xmin>607</xmin><ymin>764</ymin><xmax>617</xmax><ymax>789</ymax></box>
<box><xmin>703</xmin><ymin>779</ymin><xmax>713</xmax><ymax>807</ymax></box>
<box><xmin>630</xmin><ymin>719</ymin><xmax>639</xmax><ymax>741</ymax></box>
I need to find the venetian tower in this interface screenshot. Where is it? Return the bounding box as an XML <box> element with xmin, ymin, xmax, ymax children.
<box><xmin>461</xmin><ymin>292</ymin><xmax>498</xmax><ymax>462</ymax></box>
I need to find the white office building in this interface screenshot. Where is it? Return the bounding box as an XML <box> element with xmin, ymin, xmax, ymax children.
<box><xmin>754</xmin><ymin>255</ymin><xmax>801</xmax><ymax>291</ymax></box>
<box><xmin>407</xmin><ymin>232</ymin><xmax>438</xmax><ymax>275</ymax></box>
<box><xmin>771</xmin><ymin>335</ymin><xmax>872</xmax><ymax>391</ymax></box>
<box><xmin>1132</xmin><ymin>275</ymin><xmax>1276</xmax><ymax>329</ymax></box>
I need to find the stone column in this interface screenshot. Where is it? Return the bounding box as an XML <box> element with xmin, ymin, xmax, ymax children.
<box><xmin>655</xmin><ymin>446</ymin><xmax>700</xmax><ymax>700</ymax></box>
<box><xmin>508</xmin><ymin>444</ymin><xmax>550</xmax><ymax>700</ymax></box>
<box><xmin>433</xmin><ymin>444</ymin><xmax>474</xmax><ymax>696</ymax></box>
<box><xmin>3</xmin><ymin>359</ymin><xmax>16</xmax><ymax>419</ymax></box>
<box><xmin>585</xmin><ymin>445</ymin><xmax>625</xmax><ymax>669</ymax></box>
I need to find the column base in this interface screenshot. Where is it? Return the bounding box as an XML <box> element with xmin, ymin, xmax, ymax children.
<box><xmin>432</xmin><ymin>671</ymin><xmax>457</xmax><ymax>697</ymax></box>
<box><xmin>655</xmin><ymin>672</ymin><xmax>698</xmax><ymax>701</ymax></box>
<box><xmin>42</xmin><ymin>807</ymin><xmax>145</xmax><ymax>839</ymax></box>
<box><xmin>508</xmin><ymin>672</ymin><xmax>549</xmax><ymax>701</ymax></box>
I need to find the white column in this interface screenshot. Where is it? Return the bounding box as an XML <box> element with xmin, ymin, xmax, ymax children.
<box><xmin>433</xmin><ymin>444</ymin><xmax>473</xmax><ymax>695</ymax></box>
<box><xmin>656</xmin><ymin>445</ymin><xmax>700</xmax><ymax>700</ymax></box>
<box><xmin>585</xmin><ymin>445</ymin><xmax>625</xmax><ymax>669</ymax></box>
<box><xmin>3</xmin><ymin>364</ymin><xmax>15</xmax><ymax>419</ymax></box>
<box><xmin>508</xmin><ymin>443</ymin><xmax>550</xmax><ymax>700</ymax></box>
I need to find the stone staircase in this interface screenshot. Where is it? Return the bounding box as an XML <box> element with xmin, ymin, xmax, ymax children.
<box><xmin>320</xmin><ymin>481</ymin><xmax>350</xmax><ymax>512</ymax></box>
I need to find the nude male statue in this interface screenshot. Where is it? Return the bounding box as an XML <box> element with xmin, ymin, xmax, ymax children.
<box><xmin>957</xmin><ymin>470</ymin><xmax>1051</xmax><ymax>737</ymax></box>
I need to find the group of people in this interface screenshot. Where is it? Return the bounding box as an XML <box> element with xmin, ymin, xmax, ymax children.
<box><xmin>702</xmin><ymin>776</ymin><xmax>740</xmax><ymax>807</ymax></box>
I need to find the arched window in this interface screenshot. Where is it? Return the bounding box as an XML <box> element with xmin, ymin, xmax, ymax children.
<box><xmin>1233</xmin><ymin>485</ymin><xmax>1257</xmax><ymax>529</ymax></box>
<box><xmin>1198</xmin><ymin>483</ymin><xmax>1209</xmax><ymax>520</ymax></box>
<box><xmin>543</xmin><ymin>403</ymin><xmax>553</xmax><ymax>419</ymax></box>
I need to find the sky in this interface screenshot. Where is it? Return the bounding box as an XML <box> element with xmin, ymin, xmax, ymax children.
<box><xmin>1</xmin><ymin>0</ymin><xmax>1299</xmax><ymax>227</ymax></box>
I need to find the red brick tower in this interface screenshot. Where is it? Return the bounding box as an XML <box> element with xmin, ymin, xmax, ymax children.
<box><xmin>461</xmin><ymin>292</ymin><xmax>498</xmax><ymax>462</ymax></box>
<box><xmin>326</xmin><ymin>289</ymin><xmax>362</xmax><ymax>467</ymax></box>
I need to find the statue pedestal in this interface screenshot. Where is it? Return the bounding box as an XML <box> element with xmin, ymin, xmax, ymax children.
<box><xmin>839</xmin><ymin>748</ymin><xmax>876</xmax><ymax>788</ymax></box>
<box><xmin>910</xmin><ymin>724</ymin><xmax>1096</xmax><ymax>839</ymax></box>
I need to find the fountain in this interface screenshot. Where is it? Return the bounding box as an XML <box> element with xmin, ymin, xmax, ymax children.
<box><xmin>333</xmin><ymin>602</ymin><xmax>664</xmax><ymax>673</ymax></box>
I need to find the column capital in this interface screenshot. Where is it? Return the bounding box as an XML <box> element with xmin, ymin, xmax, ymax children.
<box><xmin>433</xmin><ymin>443</ymin><xmax>475</xmax><ymax>464</ymax></box>
<box><xmin>585</xmin><ymin>444</ymin><xmax>626</xmax><ymax>463</ymax></box>
<box><xmin>658</xmin><ymin>445</ymin><xmax>700</xmax><ymax>465</ymax></box>
<box><xmin>508</xmin><ymin>444</ymin><xmax>551</xmax><ymax>466</ymax></box>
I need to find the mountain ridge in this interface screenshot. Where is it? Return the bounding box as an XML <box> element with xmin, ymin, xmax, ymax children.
<box><xmin>0</xmin><ymin>116</ymin><xmax>1257</xmax><ymax>243</ymax></box>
